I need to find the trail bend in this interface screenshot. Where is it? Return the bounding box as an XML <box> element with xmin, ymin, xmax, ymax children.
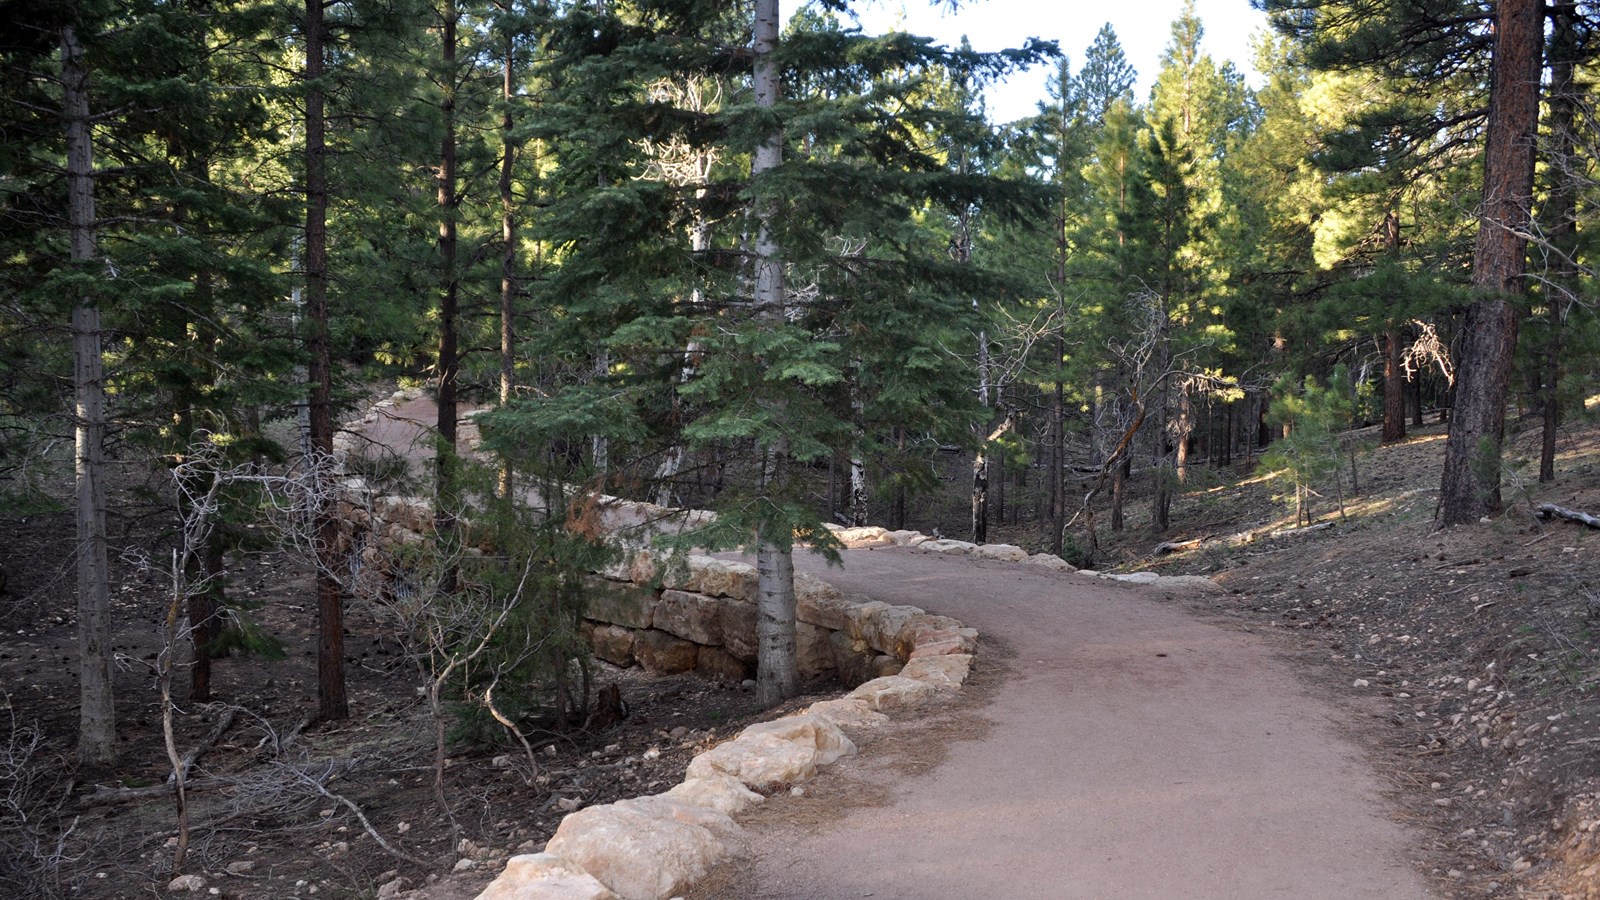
<box><xmin>709</xmin><ymin>548</ymin><xmax>1432</xmax><ymax>900</ymax></box>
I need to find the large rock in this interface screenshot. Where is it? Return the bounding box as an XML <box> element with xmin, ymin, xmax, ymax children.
<box><xmin>654</xmin><ymin>591</ymin><xmax>722</xmax><ymax>645</ymax></box>
<box><xmin>476</xmin><ymin>854</ymin><xmax>618</xmax><ymax>900</ymax></box>
<box><xmin>685</xmin><ymin>716</ymin><xmax>855</xmax><ymax>788</ymax></box>
<box><xmin>694</xmin><ymin>646</ymin><xmax>750</xmax><ymax>684</ymax></box>
<box><xmin>736</xmin><ymin>713</ymin><xmax>856</xmax><ymax>767</ymax></box>
<box><xmin>884</xmin><ymin>530</ymin><xmax>927</xmax><ymax>547</ymax></box>
<box><xmin>900</xmin><ymin>654</ymin><xmax>972</xmax><ymax>689</ymax></box>
<box><xmin>871</xmin><ymin>654</ymin><xmax>904</xmax><ymax>678</ymax></box>
<box><xmin>907</xmin><ymin>627</ymin><xmax>979</xmax><ymax>659</ymax></box>
<box><xmin>589</xmin><ymin>625</ymin><xmax>636</xmax><ymax>668</ymax></box>
<box><xmin>828</xmin><ymin>630</ymin><xmax>877</xmax><ymax>686</ymax></box>
<box><xmin>972</xmin><ymin>543</ymin><xmax>1027</xmax><ymax>562</ymax></box>
<box><xmin>1107</xmin><ymin>571</ymin><xmax>1159</xmax><ymax>585</ymax></box>
<box><xmin>803</xmin><ymin>698</ymin><xmax>889</xmax><ymax>731</ymax></box>
<box><xmin>688</xmin><ymin>559</ymin><xmax>758</xmax><ymax>602</ymax></box>
<box><xmin>663</xmin><ymin>773</ymin><xmax>763</xmax><ymax>817</ymax></box>
<box><xmin>796</xmin><ymin>589</ymin><xmax>853</xmax><ymax>633</ymax></box>
<box><xmin>847</xmin><ymin>675</ymin><xmax>938</xmax><ymax>712</ymax></box>
<box><xmin>583</xmin><ymin>577</ymin><xmax>659</xmax><ymax>630</ymax></box>
<box><xmin>795</xmin><ymin>622</ymin><xmax>836</xmax><ymax>677</ymax></box>
<box><xmin>832</xmin><ymin>526</ymin><xmax>893</xmax><ymax>548</ymax></box>
<box><xmin>633</xmin><ymin>630</ymin><xmax>697</xmax><ymax>675</ymax></box>
<box><xmin>894</xmin><ymin>613</ymin><xmax>966</xmax><ymax>657</ymax></box>
<box><xmin>374</xmin><ymin>494</ymin><xmax>434</xmax><ymax>535</ymax></box>
<box><xmin>1157</xmin><ymin>574</ymin><xmax>1225</xmax><ymax>594</ymax></box>
<box><xmin>543</xmin><ymin>798</ymin><xmax>735</xmax><ymax>900</ymax></box>
<box><xmin>850</xmin><ymin>603</ymin><xmax>924</xmax><ymax>657</ymax></box>
<box><xmin>1023</xmin><ymin>553</ymin><xmax>1077</xmax><ymax>572</ymax></box>
<box><xmin>913</xmin><ymin>538</ymin><xmax>977</xmax><ymax>556</ymax></box>
<box><xmin>716</xmin><ymin>598</ymin><xmax>758</xmax><ymax>663</ymax></box>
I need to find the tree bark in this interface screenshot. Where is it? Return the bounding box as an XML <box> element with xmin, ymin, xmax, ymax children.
<box><xmin>304</xmin><ymin>0</ymin><xmax>347</xmax><ymax>720</ymax></box>
<box><xmin>1539</xmin><ymin>1</ymin><xmax>1579</xmax><ymax>484</ymax></box>
<box><xmin>436</xmin><ymin>0</ymin><xmax>461</xmax><ymax>546</ymax></box>
<box><xmin>1381</xmin><ymin>327</ymin><xmax>1406</xmax><ymax>443</ymax></box>
<box><xmin>1436</xmin><ymin>0</ymin><xmax>1541</xmax><ymax>526</ymax></box>
<box><xmin>63</xmin><ymin>22</ymin><xmax>116</xmax><ymax>766</ymax></box>
<box><xmin>752</xmin><ymin>0</ymin><xmax>797</xmax><ymax>708</ymax></box>
<box><xmin>498</xmin><ymin>27</ymin><xmax>518</xmax><ymax>498</ymax></box>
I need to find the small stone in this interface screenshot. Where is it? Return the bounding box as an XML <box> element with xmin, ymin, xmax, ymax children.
<box><xmin>376</xmin><ymin>877</ymin><xmax>408</xmax><ymax>899</ymax></box>
<box><xmin>397</xmin><ymin>822</ymin><xmax>410</xmax><ymax>833</ymax></box>
<box><xmin>318</xmin><ymin>808</ymin><xmax>335</xmax><ymax>818</ymax></box>
<box><xmin>557</xmin><ymin>796</ymin><xmax>583</xmax><ymax>812</ymax></box>
<box><xmin>453</xmin><ymin>858</ymin><xmax>477</xmax><ymax>873</ymax></box>
<box><xmin>1352</xmin><ymin>679</ymin><xmax>1369</xmax><ymax>688</ymax></box>
<box><xmin>225</xmin><ymin>861</ymin><xmax>255</xmax><ymax>875</ymax></box>
<box><xmin>669</xmin><ymin>726</ymin><xmax>689</xmax><ymax>739</ymax></box>
<box><xmin>167</xmin><ymin>875</ymin><xmax>205</xmax><ymax>893</ymax></box>
<box><xmin>492</xmin><ymin>754</ymin><xmax>512</xmax><ymax>768</ymax></box>
<box><xmin>789</xmin><ymin>786</ymin><xmax>804</xmax><ymax>797</ymax></box>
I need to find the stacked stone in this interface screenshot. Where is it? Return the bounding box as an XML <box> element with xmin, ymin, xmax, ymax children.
<box><xmin>579</xmin><ymin>552</ymin><xmax>978</xmax><ymax>687</ymax></box>
<box><xmin>475</xmin><ymin>651</ymin><xmax>974</xmax><ymax>900</ymax></box>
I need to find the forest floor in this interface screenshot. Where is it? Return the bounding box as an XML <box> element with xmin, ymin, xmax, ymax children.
<box><xmin>2</xmin><ymin>400</ymin><xmax>1598</xmax><ymax>898</ymax></box>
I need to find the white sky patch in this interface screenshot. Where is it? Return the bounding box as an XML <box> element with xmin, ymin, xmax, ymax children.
<box><xmin>805</xmin><ymin>0</ymin><xmax>1270</xmax><ymax>124</ymax></box>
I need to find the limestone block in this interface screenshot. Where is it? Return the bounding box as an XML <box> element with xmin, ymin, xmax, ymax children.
<box><xmin>654</xmin><ymin>591</ymin><xmax>722</xmax><ymax>645</ymax></box>
<box><xmin>884</xmin><ymin>530</ymin><xmax>928</xmax><ymax>547</ymax></box>
<box><xmin>659</xmin><ymin>554</ymin><xmax>718</xmax><ymax>592</ymax></box>
<box><xmin>1108</xmin><ymin>571</ymin><xmax>1159</xmax><ymax>585</ymax></box>
<box><xmin>589</xmin><ymin>624</ymin><xmax>636</xmax><ymax>668</ymax></box>
<box><xmin>1157</xmin><ymin>574</ymin><xmax>1225</xmax><ymax>594</ymax></box>
<box><xmin>736</xmin><ymin>713</ymin><xmax>857</xmax><ymax>768</ymax></box>
<box><xmin>828</xmin><ymin>630</ymin><xmax>877</xmax><ymax>687</ymax></box>
<box><xmin>907</xmin><ymin>628</ymin><xmax>978</xmax><ymax>659</ymax></box>
<box><xmin>689</xmin><ymin>559</ymin><xmax>758</xmax><ymax>602</ymax></box>
<box><xmin>633</xmin><ymin>630</ymin><xmax>697</xmax><ymax>675</ymax></box>
<box><xmin>894</xmin><ymin>614</ymin><xmax>967</xmax><ymax>658</ymax></box>
<box><xmin>871</xmin><ymin>654</ymin><xmax>904</xmax><ymax>678</ymax></box>
<box><xmin>796</xmin><ymin>589</ymin><xmax>853</xmax><ymax>633</ymax></box>
<box><xmin>475</xmin><ymin>854</ymin><xmax>618</xmax><ymax>900</ymax></box>
<box><xmin>694</xmin><ymin>646</ymin><xmax>750</xmax><ymax>685</ymax></box>
<box><xmin>842</xmin><ymin>601</ymin><xmax>890</xmax><ymax>643</ymax></box>
<box><xmin>900</xmin><ymin>654</ymin><xmax>972</xmax><ymax>689</ymax></box>
<box><xmin>913</xmin><ymin>538</ymin><xmax>977</xmax><ymax>556</ymax></box>
<box><xmin>803</xmin><ymin>698</ymin><xmax>889</xmax><ymax>731</ymax></box>
<box><xmin>854</xmin><ymin>604</ymin><xmax>924</xmax><ymax>657</ymax></box>
<box><xmin>847</xmin><ymin>675</ymin><xmax>938</xmax><ymax>712</ymax></box>
<box><xmin>972</xmin><ymin>543</ymin><xmax>1027</xmax><ymax>562</ymax></box>
<box><xmin>684</xmin><ymin>732</ymin><xmax>825</xmax><ymax>788</ymax></box>
<box><xmin>1024</xmin><ymin>553</ymin><xmax>1077</xmax><ymax>572</ymax></box>
<box><xmin>582</xmin><ymin>577</ymin><xmax>659</xmax><ymax>630</ymax></box>
<box><xmin>543</xmin><ymin>798</ymin><xmax>733</xmax><ymax>900</ymax></box>
<box><xmin>717</xmin><ymin>598</ymin><xmax>758</xmax><ymax>663</ymax></box>
<box><xmin>796</xmin><ymin>622</ymin><xmax>836</xmax><ymax>677</ymax></box>
<box><xmin>833</xmin><ymin>526</ymin><xmax>892</xmax><ymax>548</ymax></box>
<box><xmin>663</xmin><ymin>773</ymin><xmax>764</xmax><ymax>817</ymax></box>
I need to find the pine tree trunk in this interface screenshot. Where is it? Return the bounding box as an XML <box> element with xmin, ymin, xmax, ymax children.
<box><xmin>436</xmin><ymin>0</ymin><xmax>461</xmax><ymax>544</ymax></box>
<box><xmin>1381</xmin><ymin>327</ymin><xmax>1406</xmax><ymax>443</ymax></box>
<box><xmin>1539</xmin><ymin>3</ymin><xmax>1579</xmax><ymax>484</ymax></box>
<box><xmin>498</xmin><ymin>31</ymin><xmax>518</xmax><ymax>498</ymax></box>
<box><xmin>751</xmin><ymin>0</ymin><xmax>797</xmax><ymax>708</ymax></box>
<box><xmin>63</xmin><ymin>23</ymin><xmax>115</xmax><ymax>766</ymax></box>
<box><xmin>1437</xmin><ymin>0</ymin><xmax>1541</xmax><ymax>526</ymax></box>
<box><xmin>304</xmin><ymin>0</ymin><xmax>346</xmax><ymax>721</ymax></box>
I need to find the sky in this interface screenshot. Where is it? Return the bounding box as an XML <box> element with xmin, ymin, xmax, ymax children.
<box><xmin>826</xmin><ymin>0</ymin><xmax>1271</xmax><ymax>124</ymax></box>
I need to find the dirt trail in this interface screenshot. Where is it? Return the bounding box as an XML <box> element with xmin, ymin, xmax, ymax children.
<box><xmin>713</xmin><ymin>548</ymin><xmax>1433</xmax><ymax>899</ymax></box>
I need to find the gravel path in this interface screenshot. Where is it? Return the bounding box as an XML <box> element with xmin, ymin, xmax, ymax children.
<box><xmin>719</xmin><ymin>548</ymin><xmax>1433</xmax><ymax>899</ymax></box>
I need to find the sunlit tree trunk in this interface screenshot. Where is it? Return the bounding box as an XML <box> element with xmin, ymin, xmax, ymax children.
<box><xmin>1437</xmin><ymin>0</ymin><xmax>1541</xmax><ymax>526</ymax></box>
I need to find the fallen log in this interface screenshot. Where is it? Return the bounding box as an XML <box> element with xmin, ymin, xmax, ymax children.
<box><xmin>1266</xmin><ymin>521</ymin><xmax>1334</xmax><ymax>540</ymax></box>
<box><xmin>1535</xmin><ymin>503</ymin><xmax>1600</xmax><ymax>530</ymax></box>
<box><xmin>1154</xmin><ymin>537</ymin><xmax>1207</xmax><ymax>555</ymax></box>
<box><xmin>79</xmin><ymin>777</ymin><xmax>234</xmax><ymax>808</ymax></box>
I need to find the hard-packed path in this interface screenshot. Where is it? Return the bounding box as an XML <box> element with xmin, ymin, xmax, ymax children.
<box><xmin>717</xmin><ymin>548</ymin><xmax>1433</xmax><ymax>899</ymax></box>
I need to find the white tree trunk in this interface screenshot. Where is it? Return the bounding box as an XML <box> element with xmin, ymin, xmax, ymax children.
<box><xmin>752</xmin><ymin>0</ymin><xmax>797</xmax><ymax>708</ymax></box>
<box><xmin>63</xmin><ymin>23</ymin><xmax>116</xmax><ymax>766</ymax></box>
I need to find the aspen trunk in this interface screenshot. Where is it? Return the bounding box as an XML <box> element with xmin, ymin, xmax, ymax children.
<box><xmin>752</xmin><ymin>0</ymin><xmax>797</xmax><ymax>708</ymax></box>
